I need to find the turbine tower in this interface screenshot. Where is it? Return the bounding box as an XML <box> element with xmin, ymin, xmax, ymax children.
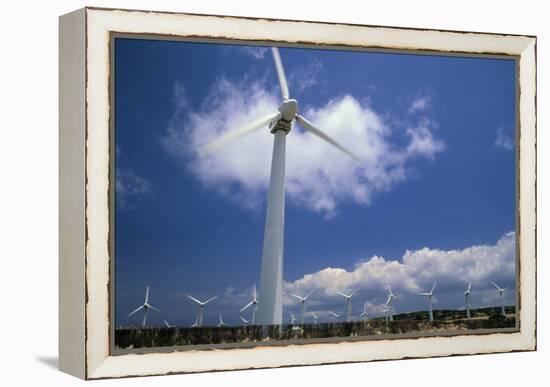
<box><xmin>201</xmin><ymin>47</ymin><xmax>360</xmax><ymax>326</ymax></box>
<box><xmin>385</xmin><ymin>283</ymin><xmax>398</xmax><ymax>321</ymax></box>
<box><xmin>360</xmin><ymin>302</ymin><xmax>370</xmax><ymax>321</ymax></box>
<box><xmin>127</xmin><ymin>286</ymin><xmax>162</xmax><ymax>328</ymax></box>
<box><xmin>491</xmin><ymin>281</ymin><xmax>508</xmax><ymax>316</ymax></box>
<box><xmin>464</xmin><ymin>282</ymin><xmax>472</xmax><ymax>319</ymax></box>
<box><xmin>338</xmin><ymin>288</ymin><xmax>359</xmax><ymax>322</ymax></box>
<box><xmin>290</xmin><ymin>290</ymin><xmax>314</xmax><ymax>325</ymax></box>
<box><xmin>187</xmin><ymin>294</ymin><xmax>219</xmax><ymax>327</ymax></box>
<box><xmin>380</xmin><ymin>307</ymin><xmax>390</xmax><ymax>323</ymax></box>
<box><xmin>240</xmin><ymin>284</ymin><xmax>259</xmax><ymax>325</ymax></box>
<box><xmin>418</xmin><ymin>282</ymin><xmax>437</xmax><ymax>322</ymax></box>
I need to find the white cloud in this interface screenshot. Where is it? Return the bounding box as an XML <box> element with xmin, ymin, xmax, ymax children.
<box><xmin>283</xmin><ymin>231</ymin><xmax>515</xmax><ymax>310</ymax></box>
<box><xmin>240</xmin><ymin>46</ymin><xmax>269</xmax><ymax>60</ymax></box>
<box><xmin>116</xmin><ymin>168</ymin><xmax>152</xmax><ymax>210</ymax></box>
<box><xmin>408</xmin><ymin>95</ymin><xmax>430</xmax><ymax>114</ymax></box>
<box><xmin>163</xmin><ymin>78</ymin><xmax>445</xmax><ymax>217</ymax></box>
<box><xmin>288</xmin><ymin>58</ymin><xmax>325</xmax><ymax>92</ymax></box>
<box><xmin>495</xmin><ymin>127</ymin><xmax>514</xmax><ymax>150</ymax></box>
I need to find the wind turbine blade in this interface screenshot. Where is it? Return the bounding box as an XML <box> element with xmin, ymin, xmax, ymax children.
<box><xmin>467</xmin><ymin>282</ymin><xmax>472</xmax><ymax>292</ymax></box>
<box><xmin>200</xmin><ymin>111</ymin><xmax>282</xmax><ymax>155</ymax></box>
<box><xmin>204</xmin><ymin>295</ymin><xmax>219</xmax><ymax>305</ymax></box>
<box><xmin>296</xmin><ymin>115</ymin><xmax>362</xmax><ymax>162</ymax></box>
<box><xmin>338</xmin><ymin>292</ymin><xmax>349</xmax><ymax>298</ymax></box>
<box><xmin>430</xmin><ymin>282</ymin><xmax>437</xmax><ymax>294</ymax></box>
<box><xmin>187</xmin><ymin>295</ymin><xmax>202</xmax><ymax>305</ymax></box>
<box><xmin>127</xmin><ymin>305</ymin><xmax>144</xmax><ymax>317</ymax></box>
<box><xmin>271</xmin><ymin>47</ymin><xmax>289</xmax><ymax>100</ymax></box>
<box><xmin>350</xmin><ymin>288</ymin><xmax>359</xmax><ymax>297</ymax></box>
<box><xmin>240</xmin><ymin>301</ymin><xmax>254</xmax><ymax>312</ymax></box>
<box><xmin>240</xmin><ymin>316</ymin><xmax>248</xmax><ymax>323</ymax></box>
<box><xmin>145</xmin><ymin>286</ymin><xmax>149</xmax><ymax>303</ymax></box>
<box><xmin>148</xmin><ymin>304</ymin><xmax>162</xmax><ymax>314</ymax></box>
<box><xmin>418</xmin><ymin>293</ymin><xmax>430</xmax><ymax>296</ymax></box>
<box><xmin>385</xmin><ymin>296</ymin><xmax>392</xmax><ymax>306</ymax></box>
<box><xmin>305</xmin><ymin>290</ymin><xmax>315</xmax><ymax>300</ymax></box>
<box><xmin>490</xmin><ymin>281</ymin><xmax>502</xmax><ymax>290</ymax></box>
<box><xmin>290</xmin><ymin>293</ymin><xmax>304</xmax><ymax>301</ymax></box>
<box><xmin>386</xmin><ymin>282</ymin><xmax>393</xmax><ymax>295</ymax></box>
<box><xmin>253</xmin><ymin>283</ymin><xmax>257</xmax><ymax>300</ymax></box>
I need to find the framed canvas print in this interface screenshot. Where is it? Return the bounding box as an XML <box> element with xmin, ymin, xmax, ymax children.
<box><xmin>59</xmin><ymin>7</ymin><xmax>537</xmax><ymax>379</ymax></box>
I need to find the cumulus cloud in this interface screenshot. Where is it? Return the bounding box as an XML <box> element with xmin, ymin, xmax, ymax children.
<box><xmin>288</xmin><ymin>58</ymin><xmax>325</xmax><ymax>92</ymax></box>
<box><xmin>163</xmin><ymin>77</ymin><xmax>445</xmax><ymax>217</ymax></box>
<box><xmin>284</xmin><ymin>231</ymin><xmax>515</xmax><ymax>314</ymax></box>
<box><xmin>116</xmin><ymin>168</ymin><xmax>152</xmax><ymax>210</ymax></box>
<box><xmin>408</xmin><ymin>94</ymin><xmax>431</xmax><ymax>114</ymax></box>
<box><xmin>495</xmin><ymin>127</ymin><xmax>514</xmax><ymax>150</ymax></box>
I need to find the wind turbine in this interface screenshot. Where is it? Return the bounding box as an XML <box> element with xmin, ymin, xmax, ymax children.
<box><xmin>127</xmin><ymin>286</ymin><xmax>162</xmax><ymax>328</ymax></box>
<box><xmin>290</xmin><ymin>290</ymin><xmax>314</xmax><ymax>325</ymax></box>
<box><xmin>218</xmin><ymin>314</ymin><xmax>227</xmax><ymax>327</ymax></box>
<box><xmin>289</xmin><ymin>312</ymin><xmax>297</xmax><ymax>325</ymax></box>
<box><xmin>329</xmin><ymin>311</ymin><xmax>341</xmax><ymax>321</ymax></box>
<box><xmin>240</xmin><ymin>284</ymin><xmax>259</xmax><ymax>325</ymax></box>
<box><xmin>385</xmin><ymin>283</ymin><xmax>398</xmax><ymax>321</ymax></box>
<box><xmin>240</xmin><ymin>316</ymin><xmax>250</xmax><ymax>325</ymax></box>
<box><xmin>418</xmin><ymin>282</ymin><xmax>437</xmax><ymax>322</ymax></box>
<box><xmin>187</xmin><ymin>294</ymin><xmax>219</xmax><ymax>327</ymax></box>
<box><xmin>338</xmin><ymin>288</ymin><xmax>359</xmax><ymax>322</ymax></box>
<box><xmin>490</xmin><ymin>281</ymin><xmax>508</xmax><ymax>316</ymax></box>
<box><xmin>201</xmin><ymin>47</ymin><xmax>360</xmax><ymax>326</ymax></box>
<box><xmin>360</xmin><ymin>302</ymin><xmax>370</xmax><ymax>321</ymax></box>
<box><xmin>310</xmin><ymin>312</ymin><xmax>319</xmax><ymax>325</ymax></box>
<box><xmin>464</xmin><ymin>282</ymin><xmax>472</xmax><ymax>319</ymax></box>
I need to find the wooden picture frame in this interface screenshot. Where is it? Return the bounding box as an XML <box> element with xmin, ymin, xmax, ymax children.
<box><xmin>59</xmin><ymin>7</ymin><xmax>536</xmax><ymax>379</ymax></box>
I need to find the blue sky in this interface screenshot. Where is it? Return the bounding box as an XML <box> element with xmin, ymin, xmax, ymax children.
<box><xmin>114</xmin><ymin>38</ymin><xmax>516</xmax><ymax>327</ymax></box>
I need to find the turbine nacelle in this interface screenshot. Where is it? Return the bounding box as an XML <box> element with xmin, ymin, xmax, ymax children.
<box><xmin>277</xmin><ymin>99</ymin><xmax>298</xmax><ymax>122</ymax></box>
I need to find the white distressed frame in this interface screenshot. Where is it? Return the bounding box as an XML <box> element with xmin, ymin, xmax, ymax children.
<box><xmin>59</xmin><ymin>7</ymin><xmax>536</xmax><ymax>379</ymax></box>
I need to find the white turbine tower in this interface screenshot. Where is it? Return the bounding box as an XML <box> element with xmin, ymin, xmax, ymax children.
<box><xmin>187</xmin><ymin>294</ymin><xmax>219</xmax><ymax>327</ymax></box>
<box><xmin>338</xmin><ymin>288</ymin><xmax>359</xmax><ymax>322</ymax></box>
<box><xmin>464</xmin><ymin>282</ymin><xmax>472</xmax><ymax>319</ymax></box>
<box><xmin>201</xmin><ymin>47</ymin><xmax>360</xmax><ymax>326</ymax></box>
<box><xmin>418</xmin><ymin>282</ymin><xmax>437</xmax><ymax>322</ymax></box>
<box><xmin>127</xmin><ymin>286</ymin><xmax>162</xmax><ymax>328</ymax></box>
<box><xmin>380</xmin><ymin>307</ymin><xmax>390</xmax><ymax>323</ymax></box>
<box><xmin>290</xmin><ymin>290</ymin><xmax>314</xmax><ymax>325</ymax></box>
<box><xmin>491</xmin><ymin>281</ymin><xmax>508</xmax><ymax>316</ymax></box>
<box><xmin>360</xmin><ymin>302</ymin><xmax>370</xmax><ymax>321</ymax></box>
<box><xmin>240</xmin><ymin>284</ymin><xmax>259</xmax><ymax>325</ymax></box>
<box><xmin>218</xmin><ymin>314</ymin><xmax>227</xmax><ymax>327</ymax></box>
<box><xmin>310</xmin><ymin>312</ymin><xmax>319</xmax><ymax>325</ymax></box>
<box><xmin>385</xmin><ymin>283</ymin><xmax>398</xmax><ymax>321</ymax></box>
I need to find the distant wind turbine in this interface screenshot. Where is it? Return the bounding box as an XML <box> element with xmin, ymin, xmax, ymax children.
<box><xmin>490</xmin><ymin>281</ymin><xmax>508</xmax><ymax>316</ymax></box>
<box><xmin>385</xmin><ymin>283</ymin><xmax>398</xmax><ymax>321</ymax></box>
<box><xmin>187</xmin><ymin>294</ymin><xmax>219</xmax><ymax>327</ymax></box>
<box><xmin>289</xmin><ymin>312</ymin><xmax>297</xmax><ymax>325</ymax></box>
<box><xmin>218</xmin><ymin>314</ymin><xmax>227</xmax><ymax>327</ymax></box>
<box><xmin>310</xmin><ymin>311</ymin><xmax>319</xmax><ymax>325</ymax></box>
<box><xmin>418</xmin><ymin>282</ymin><xmax>437</xmax><ymax>322</ymax></box>
<box><xmin>201</xmin><ymin>47</ymin><xmax>360</xmax><ymax>325</ymax></box>
<box><xmin>360</xmin><ymin>302</ymin><xmax>370</xmax><ymax>321</ymax></box>
<box><xmin>240</xmin><ymin>316</ymin><xmax>250</xmax><ymax>325</ymax></box>
<box><xmin>127</xmin><ymin>286</ymin><xmax>162</xmax><ymax>328</ymax></box>
<box><xmin>464</xmin><ymin>282</ymin><xmax>472</xmax><ymax>319</ymax></box>
<box><xmin>329</xmin><ymin>311</ymin><xmax>341</xmax><ymax>320</ymax></box>
<box><xmin>290</xmin><ymin>290</ymin><xmax>314</xmax><ymax>325</ymax></box>
<box><xmin>338</xmin><ymin>288</ymin><xmax>359</xmax><ymax>322</ymax></box>
<box><xmin>240</xmin><ymin>284</ymin><xmax>259</xmax><ymax>325</ymax></box>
